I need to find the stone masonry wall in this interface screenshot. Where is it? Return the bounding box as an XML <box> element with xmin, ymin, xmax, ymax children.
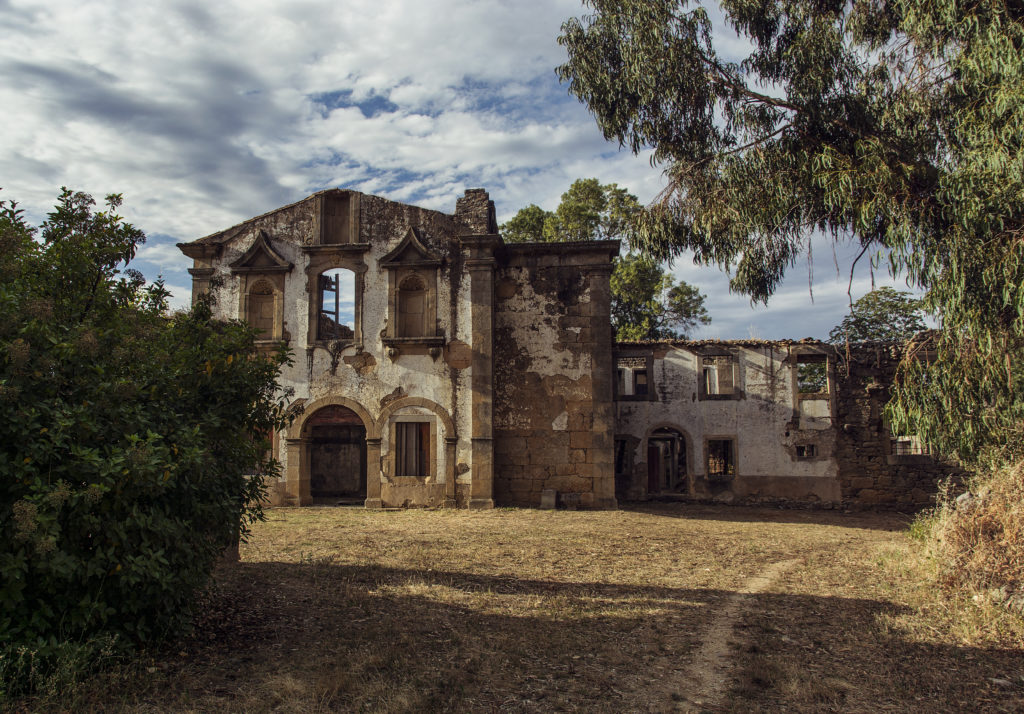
<box><xmin>492</xmin><ymin>243</ymin><xmax>617</xmax><ymax>508</ymax></box>
<box><xmin>834</xmin><ymin>342</ymin><xmax>968</xmax><ymax>509</ymax></box>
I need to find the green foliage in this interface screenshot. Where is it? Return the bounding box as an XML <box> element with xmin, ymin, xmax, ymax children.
<box><xmin>828</xmin><ymin>287</ymin><xmax>928</xmax><ymax>343</ymax></box>
<box><xmin>611</xmin><ymin>253</ymin><xmax>710</xmax><ymax>340</ymax></box>
<box><xmin>0</xmin><ymin>189</ymin><xmax>292</xmax><ymax>686</ymax></box>
<box><xmin>559</xmin><ymin>1</ymin><xmax>1024</xmax><ymax>466</ymax></box>
<box><xmin>501</xmin><ymin>178</ymin><xmax>710</xmax><ymax>340</ymax></box>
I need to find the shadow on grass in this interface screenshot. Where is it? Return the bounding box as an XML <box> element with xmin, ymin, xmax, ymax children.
<box><xmin>618</xmin><ymin>501</ymin><xmax>914</xmax><ymax>532</ymax></box>
<box><xmin>92</xmin><ymin>559</ymin><xmax>1021</xmax><ymax>713</ymax></box>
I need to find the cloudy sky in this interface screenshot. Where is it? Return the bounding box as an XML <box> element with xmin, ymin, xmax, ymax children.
<box><xmin>1</xmin><ymin>0</ymin><xmax>918</xmax><ymax>339</ymax></box>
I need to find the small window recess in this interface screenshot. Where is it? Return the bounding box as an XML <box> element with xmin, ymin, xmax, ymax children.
<box><xmin>699</xmin><ymin>354</ymin><xmax>739</xmax><ymax>400</ymax></box>
<box><xmin>396</xmin><ymin>422</ymin><xmax>429</xmax><ymax>477</ymax></box>
<box><xmin>706</xmin><ymin>439</ymin><xmax>736</xmax><ymax>480</ymax></box>
<box><xmin>795</xmin><ymin>444</ymin><xmax>818</xmax><ymax>459</ymax></box>
<box><xmin>891</xmin><ymin>435</ymin><xmax>930</xmax><ymax>456</ymax></box>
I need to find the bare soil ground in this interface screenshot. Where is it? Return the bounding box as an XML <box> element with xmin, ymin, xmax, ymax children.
<box><xmin>29</xmin><ymin>504</ymin><xmax>1024</xmax><ymax>712</ymax></box>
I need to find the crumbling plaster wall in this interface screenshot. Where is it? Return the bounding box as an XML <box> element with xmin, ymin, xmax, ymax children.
<box><xmin>614</xmin><ymin>343</ymin><xmax>841</xmax><ymax>504</ymax></box>
<box><xmin>202</xmin><ymin>191</ymin><xmax>477</xmax><ymax>506</ymax></box>
<box><xmin>492</xmin><ymin>245</ymin><xmax>617</xmax><ymax>508</ymax></box>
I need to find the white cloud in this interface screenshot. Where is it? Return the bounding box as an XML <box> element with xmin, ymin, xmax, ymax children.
<box><xmin>1</xmin><ymin>0</ymin><xmax>914</xmax><ymax>340</ymax></box>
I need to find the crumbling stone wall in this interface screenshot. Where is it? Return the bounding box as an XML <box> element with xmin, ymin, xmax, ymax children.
<box><xmin>834</xmin><ymin>342</ymin><xmax>967</xmax><ymax>509</ymax></box>
<box><xmin>492</xmin><ymin>243</ymin><xmax>618</xmax><ymax>508</ymax></box>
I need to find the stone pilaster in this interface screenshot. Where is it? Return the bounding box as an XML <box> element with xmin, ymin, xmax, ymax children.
<box><xmin>365</xmin><ymin>437</ymin><xmax>383</xmax><ymax>508</ymax></box>
<box><xmin>284</xmin><ymin>438</ymin><xmax>311</xmax><ymax>506</ymax></box>
<box><xmin>587</xmin><ymin>264</ymin><xmax>618</xmax><ymax>509</ymax></box>
<box><xmin>462</xmin><ymin>234</ymin><xmax>502</xmax><ymax>509</ymax></box>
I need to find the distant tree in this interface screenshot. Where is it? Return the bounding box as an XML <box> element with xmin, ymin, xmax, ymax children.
<box><xmin>0</xmin><ymin>189</ymin><xmax>292</xmax><ymax>682</ymax></box>
<box><xmin>500</xmin><ymin>203</ymin><xmax>550</xmax><ymax>243</ymax></box>
<box><xmin>611</xmin><ymin>253</ymin><xmax>710</xmax><ymax>340</ymax></box>
<box><xmin>501</xmin><ymin>178</ymin><xmax>710</xmax><ymax>340</ymax></box>
<box><xmin>828</xmin><ymin>288</ymin><xmax>928</xmax><ymax>343</ymax></box>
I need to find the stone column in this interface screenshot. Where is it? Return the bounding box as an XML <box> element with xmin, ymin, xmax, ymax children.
<box><xmin>365</xmin><ymin>437</ymin><xmax>383</xmax><ymax>508</ymax></box>
<box><xmin>284</xmin><ymin>438</ymin><xmax>312</xmax><ymax>506</ymax></box>
<box><xmin>588</xmin><ymin>264</ymin><xmax>618</xmax><ymax>509</ymax></box>
<box><xmin>462</xmin><ymin>235</ymin><xmax>501</xmax><ymax>509</ymax></box>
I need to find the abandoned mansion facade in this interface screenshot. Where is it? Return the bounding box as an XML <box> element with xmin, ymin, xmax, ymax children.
<box><xmin>179</xmin><ymin>188</ymin><xmax>962</xmax><ymax>510</ymax></box>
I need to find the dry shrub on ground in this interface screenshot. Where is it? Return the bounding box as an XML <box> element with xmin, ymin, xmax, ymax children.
<box><xmin>932</xmin><ymin>460</ymin><xmax>1024</xmax><ymax>595</ymax></box>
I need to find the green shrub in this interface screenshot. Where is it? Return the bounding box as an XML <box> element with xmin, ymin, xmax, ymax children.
<box><xmin>0</xmin><ymin>190</ymin><xmax>291</xmax><ymax>691</ymax></box>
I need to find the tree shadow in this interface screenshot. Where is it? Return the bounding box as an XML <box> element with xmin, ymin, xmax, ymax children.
<box><xmin>618</xmin><ymin>501</ymin><xmax>913</xmax><ymax>532</ymax></box>
<box><xmin>119</xmin><ymin>559</ymin><xmax>1024</xmax><ymax>713</ymax></box>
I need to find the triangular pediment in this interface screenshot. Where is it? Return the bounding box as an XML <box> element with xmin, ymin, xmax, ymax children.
<box><xmin>380</xmin><ymin>227</ymin><xmax>441</xmax><ymax>268</ymax></box>
<box><xmin>229</xmin><ymin>230</ymin><xmax>293</xmax><ymax>273</ymax></box>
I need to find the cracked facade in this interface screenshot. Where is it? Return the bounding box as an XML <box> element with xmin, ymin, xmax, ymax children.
<box><xmin>179</xmin><ymin>189</ymin><xmax>962</xmax><ymax>510</ymax></box>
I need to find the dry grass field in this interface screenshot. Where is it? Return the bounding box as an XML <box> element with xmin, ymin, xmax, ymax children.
<box><xmin>24</xmin><ymin>504</ymin><xmax>1024</xmax><ymax>713</ymax></box>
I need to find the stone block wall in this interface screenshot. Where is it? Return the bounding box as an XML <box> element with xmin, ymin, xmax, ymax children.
<box><xmin>834</xmin><ymin>342</ymin><xmax>967</xmax><ymax>509</ymax></box>
<box><xmin>492</xmin><ymin>242</ymin><xmax>618</xmax><ymax>508</ymax></box>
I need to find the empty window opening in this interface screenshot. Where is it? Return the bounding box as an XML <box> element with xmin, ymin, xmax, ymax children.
<box><xmin>706</xmin><ymin>439</ymin><xmax>735</xmax><ymax>479</ymax></box>
<box><xmin>247</xmin><ymin>279</ymin><xmax>275</xmax><ymax>337</ymax></box>
<box><xmin>796</xmin><ymin>444</ymin><xmax>817</xmax><ymax>459</ymax></box>
<box><xmin>892</xmin><ymin>436</ymin><xmax>930</xmax><ymax>456</ymax></box>
<box><xmin>398</xmin><ymin>275</ymin><xmax>427</xmax><ymax>337</ymax></box>
<box><xmin>616</xmin><ymin>356</ymin><xmax>649</xmax><ymax>398</ymax></box>
<box><xmin>797</xmin><ymin>357</ymin><xmax>828</xmax><ymax>393</ymax></box>
<box><xmin>633</xmin><ymin>369</ymin><xmax>648</xmax><ymax>396</ymax></box>
<box><xmin>396</xmin><ymin>421</ymin><xmax>429</xmax><ymax>477</ymax></box>
<box><xmin>703</xmin><ymin>355</ymin><xmax>736</xmax><ymax>395</ymax></box>
<box><xmin>318</xmin><ymin>268</ymin><xmax>356</xmax><ymax>341</ymax></box>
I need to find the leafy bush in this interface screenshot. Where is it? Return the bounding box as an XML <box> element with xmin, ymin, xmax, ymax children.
<box><xmin>0</xmin><ymin>190</ymin><xmax>291</xmax><ymax>688</ymax></box>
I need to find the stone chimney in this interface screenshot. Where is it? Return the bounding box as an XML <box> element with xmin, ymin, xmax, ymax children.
<box><xmin>455</xmin><ymin>188</ymin><xmax>497</xmax><ymax>235</ymax></box>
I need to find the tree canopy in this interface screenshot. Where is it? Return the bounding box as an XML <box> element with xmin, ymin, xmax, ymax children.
<box><xmin>0</xmin><ymin>190</ymin><xmax>291</xmax><ymax>673</ymax></box>
<box><xmin>501</xmin><ymin>178</ymin><xmax>710</xmax><ymax>340</ymax></box>
<box><xmin>828</xmin><ymin>287</ymin><xmax>927</xmax><ymax>344</ymax></box>
<box><xmin>559</xmin><ymin>0</ymin><xmax>1024</xmax><ymax>466</ymax></box>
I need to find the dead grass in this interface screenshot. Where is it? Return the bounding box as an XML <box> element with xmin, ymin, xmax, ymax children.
<box><xmin>10</xmin><ymin>504</ymin><xmax>1024</xmax><ymax>713</ymax></box>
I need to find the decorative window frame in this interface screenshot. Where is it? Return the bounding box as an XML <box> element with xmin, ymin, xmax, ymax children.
<box><xmin>229</xmin><ymin>230</ymin><xmax>293</xmax><ymax>347</ymax></box>
<box><xmin>379</xmin><ymin>227</ymin><xmax>445</xmax><ymax>359</ymax></box>
<box><xmin>303</xmin><ymin>246</ymin><xmax>369</xmax><ymax>350</ymax></box>
<box><xmin>386</xmin><ymin>414</ymin><xmax>438</xmax><ymax>483</ymax></box>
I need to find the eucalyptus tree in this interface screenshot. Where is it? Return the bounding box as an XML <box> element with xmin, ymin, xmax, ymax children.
<box><xmin>559</xmin><ymin>1</ymin><xmax>1024</xmax><ymax>465</ymax></box>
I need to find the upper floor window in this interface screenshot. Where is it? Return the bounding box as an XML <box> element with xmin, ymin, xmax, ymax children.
<box><xmin>797</xmin><ymin>357</ymin><xmax>829</xmax><ymax>394</ymax></box>
<box><xmin>397</xmin><ymin>275</ymin><xmax>427</xmax><ymax>337</ymax></box>
<box><xmin>700</xmin><ymin>354</ymin><xmax>739</xmax><ymax>399</ymax></box>
<box><xmin>615</xmin><ymin>354</ymin><xmax>655</xmax><ymax>401</ymax></box>
<box><xmin>318</xmin><ymin>268</ymin><xmax>356</xmax><ymax>341</ymax></box>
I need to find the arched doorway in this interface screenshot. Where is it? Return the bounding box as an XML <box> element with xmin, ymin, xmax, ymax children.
<box><xmin>646</xmin><ymin>427</ymin><xmax>689</xmax><ymax>496</ymax></box>
<box><xmin>307</xmin><ymin>405</ymin><xmax>367</xmax><ymax>503</ymax></box>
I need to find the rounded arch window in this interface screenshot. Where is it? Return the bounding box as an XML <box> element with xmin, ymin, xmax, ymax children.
<box><xmin>318</xmin><ymin>268</ymin><xmax>356</xmax><ymax>340</ymax></box>
<box><xmin>398</xmin><ymin>274</ymin><xmax>427</xmax><ymax>337</ymax></box>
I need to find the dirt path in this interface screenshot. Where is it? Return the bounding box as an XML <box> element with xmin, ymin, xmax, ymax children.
<box><xmin>672</xmin><ymin>558</ymin><xmax>800</xmax><ymax>712</ymax></box>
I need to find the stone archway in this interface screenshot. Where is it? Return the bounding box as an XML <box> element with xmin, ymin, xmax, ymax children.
<box><xmin>306</xmin><ymin>405</ymin><xmax>367</xmax><ymax>503</ymax></box>
<box><xmin>284</xmin><ymin>396</ymin><xmax>377</xmax><ymax>506</ymax></box>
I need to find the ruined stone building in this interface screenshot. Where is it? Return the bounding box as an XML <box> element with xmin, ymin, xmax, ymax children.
<box><xmin>179</xmin><ymin>188</ymin><xmax>962</xmax><ymax>511</ymax></box>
